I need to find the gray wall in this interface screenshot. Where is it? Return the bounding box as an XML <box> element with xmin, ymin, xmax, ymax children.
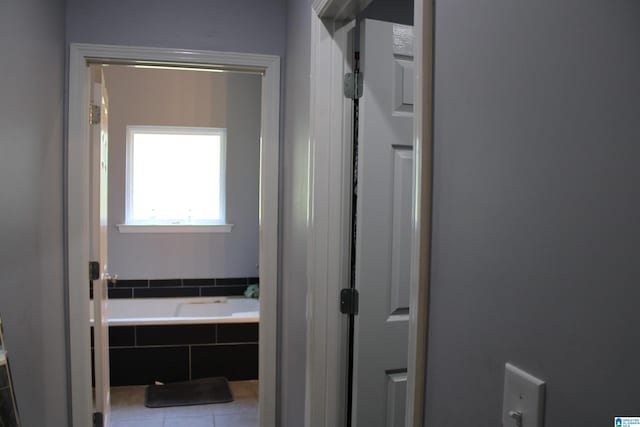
<box><xmin>280</xmin><ymin>0</ymin><xmax>311</xmax><ymax>424</ymax></box>
<box><xmin>66</xmin><ymin>0</ymin><xmax>285</xmax><ymax>56</ymax></box>
<box><xmin>104</xmin><ymin>66</ymin><xmax>261</xmax><ymax>279</ymax></box>
<box><xmin>0</xmin><ymin>1</ymin><xmax>68</xmax><ymax>426</ymax></box>
<box><xmin>427</xmin><ymin>1</ymin><xmax>640</xmax><ymax>425</ymax></box>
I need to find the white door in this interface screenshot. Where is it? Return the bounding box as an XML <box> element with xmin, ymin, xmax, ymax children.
<box><xmin>90</xmin><ymin>66</ymin><xmax>111</xmax><ymax>426</ymax></box>
<box><xmin>352</xmin><ymin>19</ymin><xmax>414</xmax><ymax>427</ymax></box>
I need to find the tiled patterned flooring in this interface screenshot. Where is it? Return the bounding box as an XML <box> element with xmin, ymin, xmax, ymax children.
<box><xmin>109</xmin><ymin>380</ymin><xmax>259</xmax><ymax>427</ymax></box>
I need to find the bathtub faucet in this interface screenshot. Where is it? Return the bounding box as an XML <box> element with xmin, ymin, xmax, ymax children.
<box><xmin>244</xmin><ymin>284</ymin><xmax>259</xmax><ymax>299</ymax></box>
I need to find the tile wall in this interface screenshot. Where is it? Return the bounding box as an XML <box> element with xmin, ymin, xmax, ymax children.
<box><xmin>92</xmin><ymin>323</ymin><xmax>259</xmax><ymax>386</ymax></box>
<box><xmin>90</xmin><ymin>276</ymin><xmax>260</xmax><ymax>386</ymax></box>
<box><xmin>0</xmin><ymin>360</ymin><xmax>18</xmax><ymax>425</ymax></box>
<box><xmin>90</xmin><ymin>277</ymin><xmax>259</xmax><ymax>299</ymax></box>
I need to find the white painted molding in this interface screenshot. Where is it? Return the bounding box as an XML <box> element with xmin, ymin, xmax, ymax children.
<box><xmin>311</xmin><ymin>0</ymin><xmax>331</xmax><ymax>16</ymax></box>
<box><xmin>405</xmin><ymin>0</ymin><xmax>433</xmax><ymax>426</ymax></box>
<box><xmin>257</xmin><ymin>45</ymin><xmax>281</xmax><ymax>427</ymax></box>
<box><xmin>68</xmin><ymin>44</ymin><xmax>93</xmax><ymax>427</ymax></box>
<box><xmin>116</xmin><ymin>224</ymin><xmax>234</xmax><ymax>233</ymax></box>
<box><xmin>73</xmin><ymin>44</ymin><xmax>279</xmax><ymax>69</ymax></box>
<box><xmin>305</xmin><ymin>14</ymin><xmax>354</xmax><ymax>427</ymax></box>
<box><xmin>67</xmin><ymin>43</ymin><xmax>280</xmax><ymax>427</ymax></box>
<box><xmin>312</xmin><ymin>0</ymin><xmax>374</xmax><ymax>20</ymax></box>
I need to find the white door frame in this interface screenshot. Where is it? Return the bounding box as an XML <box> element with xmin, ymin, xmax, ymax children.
<box><xmin>304</xmin><ymin>14</ymin><xmax>355</xmax><ymax>427</ymax></box>
<box><xmin>67</xmin><ymin>43</ymin><xmax>280</xmax><ymax>427</ymax></box>
<box><xmin>305</xmin><ymin>0</ymin><xmax>433</xmax><ymax>426</ymax></box>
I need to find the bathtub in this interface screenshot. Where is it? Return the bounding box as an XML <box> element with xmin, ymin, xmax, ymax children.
<box><xmin>89</xmin><ymin>296</ymin><xmax>259</xmax><ymax>326</ymax></box>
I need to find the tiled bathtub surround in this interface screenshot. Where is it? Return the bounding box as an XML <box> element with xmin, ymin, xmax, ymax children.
<box><xmin>91</xmin><ymin>277</ymin><xmax>259</xmax><ymax>299</ymax></box>
<box><xmin>92</xmin><ymin>323</ymin><xmax>259</xmax><ymax>386</ymax></box>
<box><xmin>0</xmin><ymin>363</ymin><xmax>19</xmax><ymax>427</ymax></box>
<box><xmin>89</xmin><ymin>276</ymin><xmax>260</xmax><ymax>386</ymax></box>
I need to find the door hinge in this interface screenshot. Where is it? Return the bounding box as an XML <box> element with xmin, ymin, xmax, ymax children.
<box><xmin>93</xmin><ymin>412</ymin><xmax>104</xmax><ymax>427</ymax></box>
<box><xmin>344</xmin><ymin>72</ymin><xmax>363</xmax><ymax>100</ymax></box>
<box><xmin>89</xmin><ymin>261</ymin><xmax>100</xmax><ymax>281</ymax></box>
<box><xmin>340</xmin><ymin>288</ymin><xmax>359</xmax><ymax>315</ymax></box>
<box><xmin>89</xmin><ymin>104</ymin><xmax>101</xmax><ymax>125</ymax></box>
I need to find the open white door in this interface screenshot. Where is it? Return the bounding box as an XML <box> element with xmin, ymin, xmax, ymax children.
<box><xmin>352</xmin><ymin>19</ymin><xmax>414</xmax><ymax>427</ymax></box>
<box><xmin>90</xmin><ymin>66</ymin><xmax>111</xmax><ymax>426</ymax></box>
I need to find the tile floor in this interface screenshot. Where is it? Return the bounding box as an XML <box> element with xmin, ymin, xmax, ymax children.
<box><xmin>109</xmin><ymin>380</ymin><xmax>258</xmax><ymax>427</ymax></box>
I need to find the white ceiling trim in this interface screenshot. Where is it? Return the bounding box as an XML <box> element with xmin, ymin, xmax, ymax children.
<box><xmin>312</xmin><ymin>0</ymin><xmax>374</xmax><ymax>20</ymax></box>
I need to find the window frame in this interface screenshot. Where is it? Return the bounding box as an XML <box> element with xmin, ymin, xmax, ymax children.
<box><xmin>120</xmin><ymin>125</ymin><xmax>231</xmax><ymax>233</ymax></box>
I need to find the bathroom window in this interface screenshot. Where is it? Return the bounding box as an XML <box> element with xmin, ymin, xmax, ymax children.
<box><xmin>119</xmin><ymin>126</ymin><xmax>231</xmax><ymax>233</ymax></box>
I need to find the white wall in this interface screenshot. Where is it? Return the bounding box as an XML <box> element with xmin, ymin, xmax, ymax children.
<box><xmin>104</xmin><ymin>66</ymin><xmax>261</xmax><ymax>279</ymax></box>
<box><xmin>0</xmin><ymin>1</ymin><xmax>67</xmax><ymax>426</ymax></box>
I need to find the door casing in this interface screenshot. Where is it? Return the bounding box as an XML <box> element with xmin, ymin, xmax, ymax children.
<box><xmin>305</xmin><ymin>0</ymin><xmax>434</xmax><ymax>426</ymax></box>
<box><xmin>90</xmin><ymin>67</ymin><xmax>111</xmax><ymax>426</ymax></box>
<box><xmin>67</xmin><ymin>44</ymin><xmax>280</xmax><ymax>427</ymax></box>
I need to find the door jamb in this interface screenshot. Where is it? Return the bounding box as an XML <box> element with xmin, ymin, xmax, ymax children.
<box><xmin>305</xmin><ymin>0</ymin><xmax>433</xmax><ymax>426</ymax></box>
<box><xmin>67</xmin><ymin>43</ymin><xmax>280</xmax><ymax>427</ymax></box>
<box><xmin>304</xmin><ymin>15</ymin><xmax>354</xmax><ymax>427</ymax></box>
<box><xmin>405</xmin><ymin>0</ymin><xmax>434</xmax><ymax>425</ymax></box>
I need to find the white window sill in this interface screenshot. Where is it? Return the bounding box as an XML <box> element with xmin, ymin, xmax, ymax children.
<box><xmin>116</xmin><ymin>224</ymin><xmax>234</xmax><ymax>233</ymax></box>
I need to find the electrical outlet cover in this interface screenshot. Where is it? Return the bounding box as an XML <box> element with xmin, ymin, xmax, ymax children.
<box><xmin>502</xmin><ymin>363</ymin><xmax>546</xmax><ymax>427</ymax></box>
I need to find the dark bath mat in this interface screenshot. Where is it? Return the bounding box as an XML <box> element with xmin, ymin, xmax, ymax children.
<box><xmin>144</xmin><ymin>377</ymin><xmax>234</xmax><ymax>408</ymax></box>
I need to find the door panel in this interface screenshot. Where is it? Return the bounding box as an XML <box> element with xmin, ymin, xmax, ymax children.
<box><xmin>91</xmin><ymin>66</ymin><xmax>111</xmax><ymax>425</ymax></box>
<box><xmin>393</xmin><ymin>60</ymin><xmax>414</xmax><ymax>115</ymax></box>
<box><xmin>390</xmin><ymin>148</ymin><xmax>413</xmax><ymax>318</ymax></box>
<box><xmin>392</xmin><ymin>22</ymin><xmax>415</xmax><ymax>117</ymax></box>
<box><xmin>352</xmin><ymin>19</ymin><xmax>414</xmax><ymax>427</ymax></box>
<box><xmin>385</xmin><ymin>371</ymin><xmax>408</xmax><ymax>427</ymax></box>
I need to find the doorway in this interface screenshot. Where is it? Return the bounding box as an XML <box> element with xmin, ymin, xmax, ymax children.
<box><xmin>67</xmin><ymin>45</ymin><xmax>280</xmax><ymax>427</ymax></box>
<box><xmin>305</xmin><ymin>0</ymin><xmax>432</xmax><ymax>425</ymax></box>
<box><xmin>93</xmin><ymin>62</ymin><xmax>263</xmax><ymax>426</ymax></box>
<box><xmin>347</xmin><ymin>7</ymin><xmax>416</xmax><ymax>426</ymax></box>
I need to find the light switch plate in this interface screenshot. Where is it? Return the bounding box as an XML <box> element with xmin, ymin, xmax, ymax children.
<box><xmin>502</xmin><ymin>363</ymin><xmax>545</xmax><ymax>427</ymax></box>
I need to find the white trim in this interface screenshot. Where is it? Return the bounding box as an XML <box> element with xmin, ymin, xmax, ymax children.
<box><xmin>116</xmin><ymin>224</ymin><xmax>234</xmax><ymax>233</ymax></box>
<box><xmin>405</xmin><ymin>1</ymin><xmax>432</xmax><ymax>426</ymax></box>
<box><xmin>67</xmin><ymin>43</ymin><xmax>280</xmax><ymax>427</ymax></box>
<box><xmin>311</xmin><ymin>0</ymin><xmax>331</xmax><ymax>15</ymax></box>
<box><xmin>307</xmin><ymin>1</ymin><xmax>432</xmax><ymax>427</ymax></box>
<box><xmin>124</xmin><ymin>125</ymin><xmax>228</xmax><ymax>226</ymax></box>
<box><xmin>305</xmin><ymin>14</ymin><xmax>355</xmax><ymax>427</ymax></box>
<box><xmin>312</xmin><ymin>0</ymin><xmax>374</xmax><ymax>20</ymax></box>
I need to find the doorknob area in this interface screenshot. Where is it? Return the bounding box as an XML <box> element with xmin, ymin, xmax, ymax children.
<box><xmin>509</xmin><ymin>410</ymin><xmax>523</xmax><ymax>427</ymax></box>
